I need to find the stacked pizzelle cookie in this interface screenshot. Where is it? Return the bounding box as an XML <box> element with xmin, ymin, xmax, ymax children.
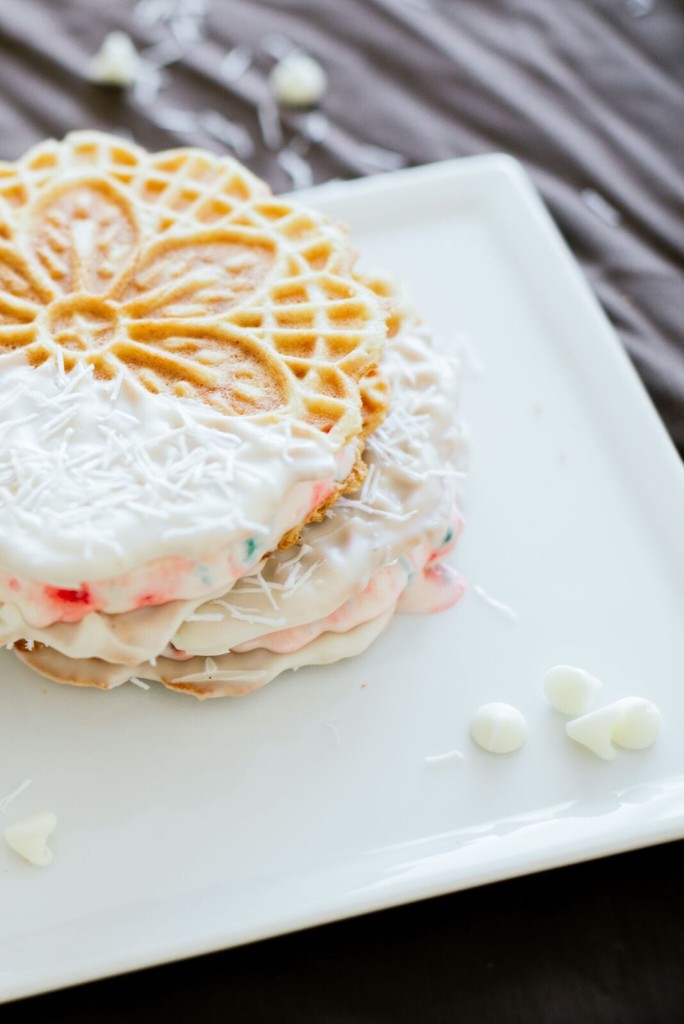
<box><xmin>0</xmin><ymin>131</ymin><xmax>466</xmax><ymax>698</ymax></box>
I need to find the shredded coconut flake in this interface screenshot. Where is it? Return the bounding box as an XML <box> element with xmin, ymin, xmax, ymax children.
<box><xmin>129</xmin><ymin>676</ymin><xmax>151</xmax><ymax>690</ymax></box>
<box><xmin>424</xmin><ymin>750</ymin><xmax>464</xmax><ymax>765</ymax></box>
<box><xmin>473</xmin><ymin>585</ymin><xmax>519</xmax><ymax>622</ymax></box>
<box><xmin>224</xmin><ymin>606</ymin><xmax>287</xmax><ymax>627</ymax></box>
<box><xmin>0</xmin><ymin>779</ymin><xmax>33</xmax><ymax>815</ymax></box>
<box><xmin>281</xmin><ymin>559</ymin><xmax>324</xmax><ymax>599</ymax></box>
<box><xmin>172</xmin><ymin>666</ymin><xmax>267</xmax><ymax>684</ymax></box>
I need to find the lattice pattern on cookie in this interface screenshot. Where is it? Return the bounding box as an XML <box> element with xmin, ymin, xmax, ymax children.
<box><xmin>353</xmin><ymin>269</ymin><xmax>419</xmax><ymax>435</ymax></box>
<box><xmin>0</xmin><ymin>132</ymin><xmax>390</xmax><ymax>441</ymax></box>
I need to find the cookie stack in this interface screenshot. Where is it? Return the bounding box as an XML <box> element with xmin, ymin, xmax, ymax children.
<box><xmin>0</xmin><ymin>132</ymin><xmax>465</xmax><ymax>697</ymax></box>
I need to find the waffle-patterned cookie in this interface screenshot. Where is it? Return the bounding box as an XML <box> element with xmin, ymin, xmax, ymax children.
<box><xmin>0</xmin><ymin>130</ymin><xmax>388</xmax><ymax>443</ymax></box>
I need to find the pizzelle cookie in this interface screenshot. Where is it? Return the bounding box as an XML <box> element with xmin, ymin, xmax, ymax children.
<box><xmin>0</xmin><ymin>131</ymin><xmax>389</xmax><ymax>627</ymax></box>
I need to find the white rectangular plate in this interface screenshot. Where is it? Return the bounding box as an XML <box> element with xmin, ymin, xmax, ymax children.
<box><xmin>1</xmin><ymin>156</ymin><xmax>683</xmax><ymax>1003</ymax></box>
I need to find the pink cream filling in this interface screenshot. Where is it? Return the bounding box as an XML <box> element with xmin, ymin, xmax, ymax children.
<box><xmin>232</xmin><ymin>561</ymin><xmax>408</xmax><ymax>655</ymax></box>
<box><xmin>0</xmin><ymin>476</ymin><xmax>340</xmax><ymax>628</ymax></box>
<box><xmin>231</xmin><ymin>540</ymin><xmax>465</xmax><ymax>658</ymax></box>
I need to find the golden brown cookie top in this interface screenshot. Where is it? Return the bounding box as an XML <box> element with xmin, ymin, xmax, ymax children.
<box><xmin>0</xmin><ymin>131</ymin><xmax>388</xmax><ymax>443</ymax></box>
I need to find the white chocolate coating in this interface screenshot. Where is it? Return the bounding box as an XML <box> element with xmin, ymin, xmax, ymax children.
<box><xmin>0</xmin><ymin>357</ymin><xmax>353</xmax><ymax>625</ymax></box>
<box><xmin>470</xmin><ymin>703</ymin><xmax>527</xmax><ymax>754</ymax></box>
<box><xmin>10</xmin><ymin>324</ymin><xmax>467</xmax><ymax>695</ymax></box>
<box><xmin>543</xmin><ymin>664</ymin><xmax>602</xmax><ymax>716</ymax></box>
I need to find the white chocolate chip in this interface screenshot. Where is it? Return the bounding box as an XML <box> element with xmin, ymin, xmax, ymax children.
<box><xmin>470</xmin><ymin>703</ymin><xmax>527</xmax><ymax>754</ymax></box>
<box><xmin>4</xmin><ymin>812</ymin><xmax>57</xmax><ymax>867</ymax></box>
<box><xmin>543</xmin><ymin>664</ymin><xmax>602</xmax><ymax>716</ymax></box>
<box><xmin>269</xmin><ymin>53</ymin><xmax>327</xmax><ymax>108</ymax></box>
<box><xmin>566</xmin><ymin>697</ymin><xmax>661</xmax><ymax>761</ymax></box>
<box><xmin>566</xmin><ymin>705</ymin><xmax>621</xmax><ymax>761</ymax></box>
<box><xmin>89</xmin><ymin>32</ymin><xmax>140</xmax><ymax>88</ymax></box>
<box><xmin>611</xmin><ymin>698</ymin><xmax>661</xmax><ymax>750</ymax></box>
